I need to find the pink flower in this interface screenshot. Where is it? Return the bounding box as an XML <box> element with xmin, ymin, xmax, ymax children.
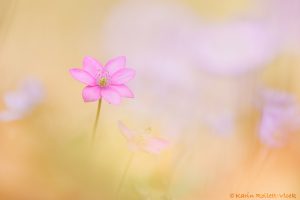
<box><xmin>69</xmin><ymin>56</ymin><xmax>135</xmax><ymax>104</ymax></box>
<box><xmin>118</xmin><ymin>121</ymin><xmax>169</xmax><ymax>154</ymax></box>
<box><xmin>259</xmin><ymin>90</ymin><xmax>300</xmax><ymax>148</ymax></box>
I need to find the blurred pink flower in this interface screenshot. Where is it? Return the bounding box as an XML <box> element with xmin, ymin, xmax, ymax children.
<box><xmin>203</xmin><ymin>111</ymin><xmax>236</xmax><ymax>136</ymax></box>
<box><xmin>262</xmin><ymin>0</ymin><xmax>300</xmax><ymax>53</ymax></box>
<box><xmin>193</xmin><ymin>21</ymin><xmax>278</xmax><ymax>75</ymax></box>
<box><xmin>259</xmin><ymin>89</ymin><xmax>300</xmax><ymax>148</ymax></box>
<box><xmin>69</xmin><ymin>56</ymin><xmax>135</xmax><ymax>104</ymax></box>
<box><xmin>0</xmin><ymin>78</ymin><xmax>44</xmax><ymax>122</ymax></box>
<box><xmin>118</xmin><ymin>121</ymin><xmax>169</xmax><ymax>154</ymax></box>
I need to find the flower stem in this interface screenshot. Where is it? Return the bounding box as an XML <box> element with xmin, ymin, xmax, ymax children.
<box><xmin>91</xmin><ymin>99</ymin><xmax>102</xmax><ymax>147</ymax></box>
<box><xmin>250</xmin><ymin>147</ymin><xmax>271</xmax><ymax>186</ymax></box>
<box><xmin>115</xmin><ymin>153</ymin><xmax>135</xmax><ymax>199</ymax></box>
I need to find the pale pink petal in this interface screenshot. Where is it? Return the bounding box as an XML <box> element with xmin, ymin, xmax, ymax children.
<box><xmin>83</xmin><ymin>56</ymin><xmax>103</xmax><ymax>77</ymax></box>
<box><xmin>118</xmin><ymin>121</ymin><xmax>135</xmax><ymax>140</ymax></box>
<box><xmin>105</xmin><ymin>56</ymin><xmax>126</xmax><ymax>75</ymax></box>
<box><xmin>0</xmin><ymin>111</ymin><xmax>23</xmax><ymax>121</ymax></box>
<box><xmin>69</xmin><ymin>68</ymin><xmax>96</xmax><ymax>86</ymax></box>
<box><xmin>82</xmin><ymin>86</ymin><xmax>101</xmax><ymax>102</ymax></box>
<box><xmin>111</xmin><ymin>68</ymin><xmax>136</xmax><ymax>84</ymax></box>
<box><xmin>118</xmin><ymin>121</ymin><xmax>144</xmax><ymax>152</ymax></box>
<box><xmin>259</xmin><ymin>115</ymin><xmax>279</xmax><ymax>147</ymax></box>
<box><xmin>101</xmin><ymin>87</ymin><xmax>121</xmax><ymax>104</ymax></box>
<box><xmin>143</xmin><ymin>137</ymin><xmax>169</xmax><ymax>154</ymax></box>
<box><xmin>109</xmin><ymin>85</ymin><xmax>134</xmax><ymax>98</ymax></box>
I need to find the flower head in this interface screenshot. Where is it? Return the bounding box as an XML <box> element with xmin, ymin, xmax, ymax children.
<box><xmin>69</xmin><ymin>56</ymin><xmax>135</xmax><ymax>104</ymax></box>
<box><xmin>259</xmin><ymin>89</ymin><xmax>300</xmax><ymax>148</ymax></box>
<box><xmin>118</xmin><ymin>121</ymin><xmax>169</xmax><ymax>154</ymax></box>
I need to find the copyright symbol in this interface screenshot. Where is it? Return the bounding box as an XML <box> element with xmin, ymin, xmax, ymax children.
<box><xmin>230</xmin><ymin>193</ymin><xmax>235</xmax><ymax>198</ymax></box>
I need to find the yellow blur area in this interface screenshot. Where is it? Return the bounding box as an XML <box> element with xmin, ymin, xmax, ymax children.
<box><xmin>0</xmin><ymin>0</ymin><xmax>300</xmax><ymax>200</ymax></box>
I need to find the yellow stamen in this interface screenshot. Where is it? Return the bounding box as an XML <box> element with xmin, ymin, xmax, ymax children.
<box><xmin>134</xmin><ymin>134</ymin><xmax>148</xmax><ymax>146</ymax></box>
<box><xmin>99</xmin><ymin>77</ymin><xmax>108</xmax><ymax>87</ymax></box>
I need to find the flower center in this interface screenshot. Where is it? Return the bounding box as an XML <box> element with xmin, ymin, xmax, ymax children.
<box><xmin>134</xmin><ymin>133</ymin><xmax>150</xmax><ymax>147</ymax></box>
<box><xmin>96</xmin><ymin>70</ymin><xmax>111</xmax><ymax>87</ymax></box>
<box><xmin>99</xmin><ymin>77</ymin><xmax>108</xmax><ymax>87</ymax></box>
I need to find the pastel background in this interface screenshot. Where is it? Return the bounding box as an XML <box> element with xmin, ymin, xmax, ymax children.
<box><xmin>0</xmin><ymin>0</ymin><xmax>300</xmax><ymax>199</ymax></box>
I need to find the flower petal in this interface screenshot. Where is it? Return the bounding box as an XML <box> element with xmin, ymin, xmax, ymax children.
<box><xmin>69</xmin><ymin>68</ymin><xmax>96</xmax><ymax>86</ymax></box>
<box><xmin>82</xmin><ymin>86</ymin><xmax>101</xmax><ymax>102</ymax></box>
<box><xmin>118</xmin><ymin>121</ymin><xmax>135</xmax><ymax>140</ymax></box>
<box><xmin>143</xmin><ymin>137</ymin><xmax>169</xmax><ymax>154</ymax></box>
<box><xmin>111</xmin><ymin>68</ymin><xmax>136</xmax><ymax>84</ymax></box>
<box><xmin>4</xmin><ymin>91</ymin><xmax>31</xmax><ymax>112</ymax></box>
<box><xmin>105</xmin><ymin>56</ymin><xmax>126</xmax><ymax>75</ymax></box>
<box><xmin>100</xmin><ymin>87</ymin><xmax>121</xmax><ymax>104</ymax></box>
<box><xmin>83</xmin><ymin>56</ymin><xmax>103</xmax><ymax>77</ymax></box>
<box><xmin>109</xmin><ymin>85</ymin><xmax>134</xmax><ymax>98</ymax></box>
<box><xmin>0</xmin><ymin>111</ymin><xmax>23</xmax><ymax>122</ymax></box>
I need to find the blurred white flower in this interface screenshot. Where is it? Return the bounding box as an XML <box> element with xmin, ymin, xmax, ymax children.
<box><xmin>0</xmin><ymin>78</ymin><xmax>44</xmax><ymax>121</ymax></box>
<box><xmin>262</xmin><ymin>0</ymin><xmax>300</xmax><ymax>54</ymax></box>
<box><xmin>192</xmin><ymin>21</ymin><xmax>278</xmax><ymax>75</ymax></box>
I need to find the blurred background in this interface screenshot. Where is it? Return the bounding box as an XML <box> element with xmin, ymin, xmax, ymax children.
<box><xmin>0</xmin><ymin>0</ymin><xmax>300</xmax><ymax>199</ymax></box>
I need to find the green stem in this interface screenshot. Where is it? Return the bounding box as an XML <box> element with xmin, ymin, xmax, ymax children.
<box><xmin>115</xmin><ymin>153</ymin><xmax>135</xmax><ymax>199</ymax></box>
<box><xmin>91</xmin><ymin>99</ymin><xmax>102</xmax><ymax>147</ymax></box>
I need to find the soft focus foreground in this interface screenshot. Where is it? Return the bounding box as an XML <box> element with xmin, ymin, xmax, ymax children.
<box><xmin>1</xmin><ymin>0</ymin><xmax>300</xmax><ymax>200</ymax></box>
